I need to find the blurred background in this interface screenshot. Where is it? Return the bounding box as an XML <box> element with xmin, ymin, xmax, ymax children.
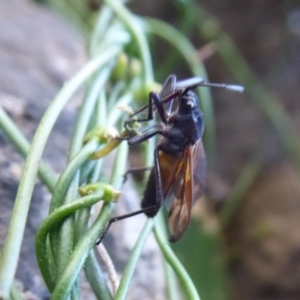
<box><xmin>1</xmin><ymin>0</ymin><xmax>300</xmax><ymax>299</ymax></box>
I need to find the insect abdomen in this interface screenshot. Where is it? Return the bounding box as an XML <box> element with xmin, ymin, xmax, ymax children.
<box><xmin>141</xmin><ymin>169</ymin><xmax>159</xmax><ymax>217</ymax></box>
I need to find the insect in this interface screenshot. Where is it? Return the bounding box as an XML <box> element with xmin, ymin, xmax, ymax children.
<box><xmin>97</xmin><ymin>75</ymin><xmax>243</xmax><ymax>244</ymax></box>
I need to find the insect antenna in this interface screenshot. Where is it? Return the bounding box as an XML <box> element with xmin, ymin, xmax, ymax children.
<box><xmin>176</xmin><ymin>76</ymin><xmax>244</xmax><ymax>95</ymax></box>
<box><xmin>198</xmin><ymin>82</ymin><xmax>244</xmax><ymax>93</ymax></box>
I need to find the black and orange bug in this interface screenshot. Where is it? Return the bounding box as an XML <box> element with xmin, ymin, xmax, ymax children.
<box><xmin>97</xmin><ymin>75</ymin><xmax>243</xmax><ymax>243</ymax></box>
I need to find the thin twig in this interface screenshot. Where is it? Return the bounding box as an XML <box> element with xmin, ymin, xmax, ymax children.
<box><xmin>97</xmin><ymin>244</ymin><xmax>120</xmax><ymax>295</ymax></box>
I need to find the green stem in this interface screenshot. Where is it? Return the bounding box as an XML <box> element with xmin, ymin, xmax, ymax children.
<box><xmin>90</xmin><ymin>7</ymin><xmax>113</xmax><ymax>56</ymax></box>
<box><xmin>68</xmin><ymin>68</ymin><xmax>112</xmax><ymax>162</ymax></box>
<box><xmin>89</xmin><ymin>131</ymin><xmax>127</xmax><ymax>160</ymax></box>
<box><xmin>9</xmin><ymin>285</ymin><xmax>23</xmax><ymax>300</ymax></box>
<box><xmin>36</xmin><ymin>191</ymin><xmax>105</xmax><ymax>292</ymax></box>
<box><xmin>103</xmin><ymin>0</ymin><xmax>153</xmax><ymax>85</ymax></box>
<box><xmin>48</xmin><ymin>139</ymin><xmax>99</xmax><ymax>276</ymax></box>
<box><xmin>49</xmin><ymin>139</ymin><xmax>99</xmax><ymax>213</ymax></box>
<box><xmin>88</xmin><ymin>160</ymin><xmax>103</xmax><ymax>184</ymax></box>
<box><xmin>107</xmin><ymin>80</ymin><xmax>125</xmax><ymax>110</ymax></box>
<box><xmin>77</xmin><ymin>84</ymin><xmax>111</xmax><ymax>298</ymax></box>
<box><xmin>55</xmin><ymin>68</ymin><xmax>112</xmax><ymax>292</ymax></box>
<box><xmin>114</xmin><ymin>219</ymin><xmax>155</xmax><ymax>300</ymax></box>
<box><xmin>96</xmin><ymin>89</ymin><xmax>107</xmax><ymax>126</ymax></box>
<box><xmin>76</xmin><ymin>160</ymin><xmax>112</xmax><ymax>300</ymax></box>
<box><xmin>156</xmin><ymin>212</ymin><xmax>179</xmax><ymax>300</ymax></box>
<box><xmin>79</xmin><ymin>160</ymin><xmax>96</xmax><ymax>183</ymax></box>
<box><xmin>108</xmin><ymin>136</ymin><xmax>129</xmax><ymax>189</ymax></box>
<box><xmin>165</xmin><ymin>264</ymin><xmax>180</xmax><ymax>300</ymax></box>
<box><xmin>0</xmin><ymin>106</ymin><xmax>57</xmax><ymax>192</ymax></box>
<box><xmin>84</xmin><ymin>251</ymin><xmax>113</xmax><ymax>300</ymax></box>
<box><xmin>0</xmin><ymin>45</ymin><xmax>122</xmax><ymax>299</ymax></box>
<box><xmin>154</xmin><ymin>213</ymin><xmax>200</xmax><ymax>300</ymax></box>
<box><xmin>50</xmin><ymin>140</ymin><xmax>128</xmax><ymax>300</ymax></box>
<box><xmin>49</xmin><ymin>204</ymin><xmax>114</xmax><ymax>300</ymax></box>
<box><xmin>219</xmin><ymin>156</ymin><xmax>261</xmax><ymax>229</ymax></box>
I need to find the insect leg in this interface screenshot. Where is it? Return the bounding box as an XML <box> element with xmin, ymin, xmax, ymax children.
<box><xmin>97</xmin><ymin>148</ymin><xmax>164</xmax><ymax>245</ymax></box>
<box><xmin>95</xmin><ymin>204</ymin><xmax>161</xmax><ymax>245</ymax></box>
<box><xmin>127</xmin><ymin>129</ymin><xmax>164</xmax><ymax>146</ymax></box>
<box><xmin>126</xmin><ymin>90</ymin><xmax>180</xmax><ymax>126</ymax></box>
<box><xmin>124</xmin><ymin>92</ymin><xmax>155</xmax><ymax>125</ymax></box>
<box><xmin>153</xmin><ymin>147</ymin><xmax>164</xmax><ymax>207</ymax></box>
<box><xmin>125</xmin><ymin>75</ymin><xmax>176</xmax><ymax>123</ymax></box>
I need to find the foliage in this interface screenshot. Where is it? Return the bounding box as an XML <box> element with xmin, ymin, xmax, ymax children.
<box><xmin>0</xmin><ymin>1</ymin><xmax>214</xmax><ymax>299</ymax></box>
<box><xmin>1</xmin><ymin>0</ymin><xmax>298</xmax><ymax>300</ymax></box>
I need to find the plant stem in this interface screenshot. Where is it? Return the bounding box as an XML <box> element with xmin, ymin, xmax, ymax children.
<box><xmin>154</xmin><ymin>213</ymin><xmax>200</xmax><ymax>300</ymax></box>
<box><xmin>49</xmin><ymin>203</ymin><xmax>115</xmax><ymax>300</ymax></box>
<box><xmin>0</xmin><ymin>45</ymin><xmax>122</xmax><ymax>299</ymax></box>
<box><xmin>36</xmin><ymin>191</ymin><xmax>105</xmax><ymax>292</ymax></box>
<box><xmin>219</xmin><ymin>156</ymin><xmax>261</xmax><ymax>228</ymax></box>
<box><xmin>114</xmin><ymin>219</ymin><xmax>155</xmax><ymax>300</ymax></box>
<box><xmin>0</xmin><ymin>106</ymin><xmax>57</xmax><ymax>192</ymax></box>
<box><xmin>103</xmin><ymin>0</ymin><xmax>153</xmax><ymax>85</ymax></box>
<box><xmin>49</xmin><ymin>139</ymin><xmax>99</xmax><ymax>213</ymax></box>
<box><xmin>165</xmin><ymin>264</ymin><xmax>180</xmax><ymax>300</ymax></box>
<box><xmin>55</xmin><ymin>68</ymin><xmax>112</xmax><ymax>292</ymax></box>
<box><xmin>9</xmin><ymin>285</ymin><xmax>23</xmax><ymax>300</ymax></box>
<box><xmin>50</xmin><ymin>139</ymin><xmax>128</xmax><ymax>300</ymax></box>
<box><xmin>84</xmin><ymin>251</ymin><xmax>113</xmax><ymax>300</ymax></box>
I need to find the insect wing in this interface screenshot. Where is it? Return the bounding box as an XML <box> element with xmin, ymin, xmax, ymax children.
<box><xmin>166</xmin><ymin>146</ymin><xmax>193</xmax><ymax>242</ymax></box>
<box><xmin>160</xmin><ymin>75</ymin><xmax>176</xmax><ymax>98</ymax></box>
<box><xmin>160</xmin><ymin>75</ymin><xmax>176</xmax><ymax>116</ymax></box>
<box><xmin>157</xmin><ymin>151</ymin><xmax>183</xmax><ymax>197</ymax></box>
<box><xmin>191</xmin><ymin>139</ymin><xmax>206</xmax><ymax>202</ymax></box>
